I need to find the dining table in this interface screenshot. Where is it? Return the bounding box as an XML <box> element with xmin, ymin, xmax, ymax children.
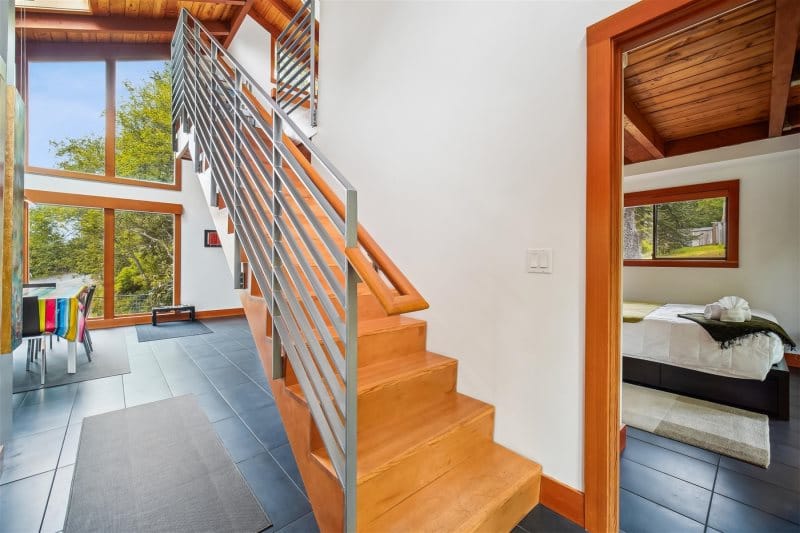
<box><xmin>22</xmin><ymin>282</ymin><xmax>87</xmax><ymax>374</ymax></box>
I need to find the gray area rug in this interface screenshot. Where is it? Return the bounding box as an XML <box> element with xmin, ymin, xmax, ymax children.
<box><xmin>622</xmin><ymin>382</ymin><xmax>770</xmax><ymax>467</ymax></box>
<box><xmin>65</xmin><ymin>395</ymin><xmax>270</xmax><ymax>533</ymax></box>
<box><xmin>136</xmin><ymin>320</ymin><xmax>212</xmax><ymax>342</ymax></box>
<box><xmin>12</xmin><ymin>328</ymin><xmax>130</xmax><ymax>393</ymax></box>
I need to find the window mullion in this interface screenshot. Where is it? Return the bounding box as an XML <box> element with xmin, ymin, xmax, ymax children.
<box><xmin>105</xmin><ymin>59</ymin><xmax>116</xmax><ymax>178</ymax></box>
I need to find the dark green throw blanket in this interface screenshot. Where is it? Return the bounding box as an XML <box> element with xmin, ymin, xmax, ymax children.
<box><xmin>678</xmin><ymin>313</ymin><xmax>797</xmax><ymax>350</ymax></box>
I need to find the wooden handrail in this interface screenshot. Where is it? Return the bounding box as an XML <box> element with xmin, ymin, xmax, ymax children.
<box><xmin>240</xmin><ymin>85</ymin><xmax>428</xmax><ymax>315</ymax></box>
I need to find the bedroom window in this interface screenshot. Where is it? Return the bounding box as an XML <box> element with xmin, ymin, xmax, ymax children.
<box><xmin>623</xmin><ymin>180</ymin><xmax>739</xmax><ymax>268</ymax></box>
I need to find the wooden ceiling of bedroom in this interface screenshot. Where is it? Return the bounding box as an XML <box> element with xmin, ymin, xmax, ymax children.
<box><xmin>623</xmin><ymin>0</ymin><xmax>800</xmax><ymax>164</ymax></box>
<box><xmin>14</xmin><ymin>0</ymin><xmax>306</xmax><ymax>48</ymax></box>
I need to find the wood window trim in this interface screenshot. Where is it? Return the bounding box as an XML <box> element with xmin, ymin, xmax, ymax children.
<box><xmin>21</xmin><ymin>53</ymin><xmax>180</xmax><ymax>191</ymax></box>
<box><xmin>623</xmin><ymin>179</ymin><xmax>740</xmax><ymax>268</ymax></box>
<box><xmin>584</xmin><ymin>1</ymin><xmax>749</xmax><ymax>531</ymax></box>
<box><xmin>22</xmin><ymin>189</ymin><xmax>182</xmax><ymax>321</ymax></box>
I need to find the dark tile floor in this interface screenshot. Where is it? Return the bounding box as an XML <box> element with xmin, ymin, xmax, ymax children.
<box><xmin>620</xmin><ymin>367</ymin><xmax>800</xmax><ymax>533</ymax></box>
<box><xmin>1</xmin><ymin>317</ymin><xmax>580</xmax><ymax>533</ymax></box>
<box><xmin>1</xmin><ymin>318</ymin><xmax>312</xmax><ymax>533</ymax></box>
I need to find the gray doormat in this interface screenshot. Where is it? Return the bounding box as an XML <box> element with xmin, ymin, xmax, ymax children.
<box><xmin>622</xmin><ymin>382</ymin><xmax>770</xmax><ymax>467</ymax></box>
<box><xmin>12</xmin><ymin>328</ymin><xmax>130</xmax><ymax>393</ymax></box>
<box><xmin>136</xmin><ymin>320</ymin><xmax>212</xmax><ymax>342</ymax></box>
<box><xmin>65</xmin><ymin>395</ymin><xmax>270</xmax><ymax>533</ymax></box>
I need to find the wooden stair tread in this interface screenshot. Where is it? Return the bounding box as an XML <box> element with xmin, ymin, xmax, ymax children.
<box><xmin>312</xmin><ymin>394</ymin><xmax>493</xmax><ymax>481</ymax></box>
<box><xmin>287</xmin><ymin>351</ymin><xmax>454</xmax><ymax>400</ymax></box>
<box><xmin>363</xmin><ymin>444</ymin><xmax>542</xmax><ymax>533</ymax></box>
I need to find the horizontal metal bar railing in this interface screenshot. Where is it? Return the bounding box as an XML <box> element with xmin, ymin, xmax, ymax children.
<box><xmin>172</xmin><ymin>10</ymin><xmax>357</xmax><ymax>531</ymax></box>
<box><xmin>276</xmin><ymin>0</ymin><xmax>316</xmax><ymax>125</ymax></box>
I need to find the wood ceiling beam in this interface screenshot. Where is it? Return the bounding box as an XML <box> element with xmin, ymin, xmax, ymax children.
<box><xmin>665</xmin><ymin>122</ymin><xmax>769</xmax><ymax>157</ymax></box>
<box><xmin>768</xmin><ymin>0</ymin><xmax>800</xmax><ymax>137</ymax></box>
<box><xmin>15</xmin><ymin>12</ymin><xmax>230</xmax><ymax>37</ymax></box>
<box><xmin>623</xmin><ymin>94</ymin><xmax>665</xmax><ymax>159</ymax></box>
<box><xmin>223</xmin><ymin>0</ymin><xmax>255</xmax><ymax>47</ymax></box>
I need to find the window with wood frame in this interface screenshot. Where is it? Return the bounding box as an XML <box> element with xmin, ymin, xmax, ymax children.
<box><xmin>623</xmin><ymin>180</ymin><xmax>739</xmax><ymax>268</ymax></box>
<box><xmin>24</xmin><ymin>190</ymin><xmax>182</xmax><ymax>322</ymax></box>
<box><xmin>26</xmin><ymin>58</ymin><xmax>175</xmax><ymax>189</ymax></box>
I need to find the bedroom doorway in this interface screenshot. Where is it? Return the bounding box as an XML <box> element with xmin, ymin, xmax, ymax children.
<box><xmin>585</xmin><ymin>0</ymin><xmax>800</xmax><ymax>531</ymax></box>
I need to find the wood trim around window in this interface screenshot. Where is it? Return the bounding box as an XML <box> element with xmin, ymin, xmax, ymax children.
<box><xmin>24</xmin><ymin>190</ymin><xmax>183</xmax><ymax>214</ymax></box>
<box><xmin>20</xmin><ymin>54</ymin><xmax>181</xmax><ymax>191</ymax></box>
<box><xmin>585</xmin><ymin>1</ymin><xmax>748</xmax><ymax>530</ymax></box>
<box><xmin>623</xmin><ymin>179</ymin><xmax>740</xmax><ymax>268</ymax></box>
<box><xmin>23</xmin><ymin>189</ymin><xmax>183</xmax><ymax>322</ymax></box>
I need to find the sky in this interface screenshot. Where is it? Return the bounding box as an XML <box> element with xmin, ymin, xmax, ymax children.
<box><xmin>28</xmin><ymin>60</ymin><xmax>168</xmax><ymax>170</ymax></box>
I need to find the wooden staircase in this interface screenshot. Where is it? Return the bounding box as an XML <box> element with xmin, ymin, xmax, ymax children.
<box><xmin>172</xmin><ymin>13</ymin><xmax>541</xmax><ymax>530</ymax></box>
<box><xmin>211</xmin><ymin>155</ymin><xmax>542</xmax><ymax>533</ymax></box>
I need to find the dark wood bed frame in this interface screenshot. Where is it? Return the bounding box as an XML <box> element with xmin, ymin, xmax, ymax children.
<box><xmin>623</xmin><ymin>356</ymin><xmax>790</xmax><ymax>420</ymax></box>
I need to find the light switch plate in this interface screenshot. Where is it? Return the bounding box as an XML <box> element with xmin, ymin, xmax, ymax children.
<box><xmin>527</xmin><ymin>248</ymin><xmax>552</xmax><ymax>274</ymax></box>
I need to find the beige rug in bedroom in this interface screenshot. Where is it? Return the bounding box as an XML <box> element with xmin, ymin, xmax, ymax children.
<box><xmin>622</xmin><ymin>383</ymin><xmax>770</xmax><ymax>467</ymax></box>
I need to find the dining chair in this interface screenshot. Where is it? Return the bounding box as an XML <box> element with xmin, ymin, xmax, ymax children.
<box><xmin>24</xmin><ymin>282</ymin><xmax>57</xmax><ymax>349</ymax></box>
<box><xmin>22</xmin><ymin>295</ymin><xmax>47</xmax><ymax>385</ymax></box>
<box><xmin>80</xmin><ymin>285</ymin><xmax>96</xmax><ymax>361</ymax></box>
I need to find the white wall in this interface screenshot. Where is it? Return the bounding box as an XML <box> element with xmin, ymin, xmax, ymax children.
<box><xmin>25</xmin><ymin>163</ymin><xmax>242</xmax><ymax>312</ymax></box>
<box><xmin>623</xmin><ymin>141</ymin><xmax>800</xmax><ymax>340</ymax></box>
<box><xmin>312</xmin><ymin>0</ymin><xmax>635</xmax><ymax>490</ymax></box>
<box><xmin>227</xmin><ymin>15</ymin><xmax>273</xmax><ymax>92</ymax></box>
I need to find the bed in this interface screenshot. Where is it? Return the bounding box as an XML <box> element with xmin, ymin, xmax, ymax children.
<box><xmin>622</xmin><ymin>303</ymin><xmax>790</xmax><ymax>419</ymax></box>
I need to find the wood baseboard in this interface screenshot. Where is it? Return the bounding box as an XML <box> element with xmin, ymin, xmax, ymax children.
<box><xmin>88</xmin><ymin>307</ymin><xmax>245</xmax><ymax>329</ymax></box>
<box><xmin>539</xmin><ymin>474</ymin><xmax>585</xmax><ymax>528</ymax></box>
<box><xmin>785</xmin><ymin>352</ymin><xmax>800</xmax><ymax>369</ymax></box>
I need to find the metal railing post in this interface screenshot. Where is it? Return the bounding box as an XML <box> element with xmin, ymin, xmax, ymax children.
<box><xmin>271</xmin><ymin>113</ymin><xmax>284</xmax><ymax>379</ymax></box>
<box><xmin>192</xmin><ymin>23</ymin><xmax>201</xmax><ymax>173</ymax></box>
<box><xmin>208</xmin><ymin>40</ymin><xmax>219</xmax><ymax>208</ymax></box>
<box><xmin>344</xmin><ymin>189</ymin><xmax>358</xmax><ymax>533</ymax></box>
<box><xmin>309</xmin><ymin>0</ymin><xmax>317</xmax><ymax>127</ymax></box>
<box><xmin>232</xmin><ymin>67</ymin><xmax>244</xmax><ymax>290</ymax></box>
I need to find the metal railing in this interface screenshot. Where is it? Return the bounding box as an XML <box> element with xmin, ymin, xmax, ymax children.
<box><xmin>275</xmin><ymin>0</ymin><xmax>316</xmax><ymax>125</ymax></box>
<box><xmin>171</xmin><ymin>10</ymin><xmax>356</xmax><ymax>530</ymax></box>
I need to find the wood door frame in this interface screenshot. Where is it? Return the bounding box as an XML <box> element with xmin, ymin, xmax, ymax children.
<box><xmin>584</xmin><ymin>0</ymin><xmax>754</xmax><ymax>530</ymax></box>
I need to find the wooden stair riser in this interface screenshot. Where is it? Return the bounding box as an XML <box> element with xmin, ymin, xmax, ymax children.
<box><xmin>353</xmin><ymin>407</ymin><xmax>495</xmax><ymax>526</ymax></box>
<box><xmin>282</xmin><ymin>317</ymin><xmax>427</xmax><ymax>389</ymax></box>
<box><xmin>358</xmin><ymin>357</ymin><xmax>457</xmax><ymax>430</ymax></box>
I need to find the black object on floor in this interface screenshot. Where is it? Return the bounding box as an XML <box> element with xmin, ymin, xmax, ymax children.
<box><xmin>65</xmin><ymin>395</ymin><xmax>271</xmax><ymax>533</ymax></box>
<box><xmin>152</xmin><ymin>304</ymin><xmax>196</xmax><ymax>326</ymax></box>
<box><xmin>136</xmin><ymin>320</ymin><xmax>212</xmax><ymax>342</ymax></box>
<box><xmin>12</xmin><ymin>328</ymin><xmax>130</xmax><ymax>393</ymax></box>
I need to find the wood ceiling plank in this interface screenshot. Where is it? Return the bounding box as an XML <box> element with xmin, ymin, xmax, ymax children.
<box><xmin>125</xmin><ymin>0</ymin><xmax>141</xmax><ymax>17</ymax></box>
<box><xmin>655</xmin><ymin>91</ymin><xmax>770</xmax><ymax>127</ymax></box>
<box><xmin>659</xmin><ymin>106</ymin><xmax>769</xmax><ymax>138</ymax></box>
<box><xmin>109</xmin><ymin>0</ymin><xmax>125</xmax><ymax>15</ymax></box>
<box><xmin>626</xmin><ymin>12</ymin><xmax>775</xmax><ymax>78</ymax></box>
<box><xmin>626</xmin><ymin>27</ymin><xmax>774</xmax><ymax>87</ymax></box>
<box><xmin>633</xmin><ymin>63</ymin><xmax>773</xmax><ymax>110</ymax></box>
<box><xmin>152</xmin><ymin>0</ymin><xmax>168</xmax><ymax>16</ymax></box>
<box><xmin>623</xmin><ymin>94</ymin><xmax>665</xmax><ymax>158</ymax></box>
<box><xmin>627</xmin><ymin>0</ymin><xmax>775</xmax><ymax>66</ymax></box>
<box><xmin>626</xmin><ymin>39</ymin><xmax>774</xmax><ymax>96</ymax></box>
<box><xmin>248</xmin><ymin>5</ymin><xmax>283</xmax><ymax>37</ymax></box>
<box><xmin>644</xmin><ymin>85</ymin><xmax>772</xmax><ymax>121</ymax></box>
<box><xmin>96</xmin><ymin>0</ymin><xmax>111</xmax><ymax>15</ymax></box>
<box><xmin>627</xmin><ymin>50</ymin><xmax>773</xmax><ymax>100</ymax></box>
<box><xmin>768</xmin><ymin>0</ymin><xmax>800</xmax><ymax>136</ymax></box>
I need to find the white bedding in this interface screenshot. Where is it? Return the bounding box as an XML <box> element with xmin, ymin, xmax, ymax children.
<box><xmin>622</xmin><ymin>304</ymin><xmax>785</xmax><ymax>381</ymax></box>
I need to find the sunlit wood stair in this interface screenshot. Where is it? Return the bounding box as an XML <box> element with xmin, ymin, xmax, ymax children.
<box><xmin>204</xmin><ymin>167</ymin><xmax>543</xmax><ymax>531</ymax></box>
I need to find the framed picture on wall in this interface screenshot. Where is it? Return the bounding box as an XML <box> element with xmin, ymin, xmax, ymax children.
<box><xmin>204</xmin><ymin>230</ymin><xmax>221</xmax><ymax>248</ymax></box>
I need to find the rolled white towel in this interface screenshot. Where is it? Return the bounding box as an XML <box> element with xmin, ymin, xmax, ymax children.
<box><xmin>704</xmin><ymin>303</ymin><xmax>723</xmax><ymax>320</ymax></box>
<box><xmin>717</xmin><ymin>296</ymin><xmax>752</xmax><ymax>322</ymax></box>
